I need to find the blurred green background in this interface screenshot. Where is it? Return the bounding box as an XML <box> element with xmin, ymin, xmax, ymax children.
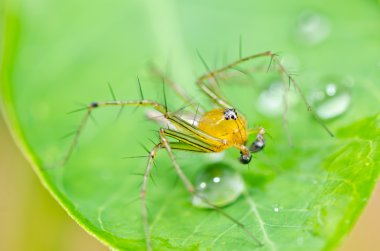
<box><xmin>1</xmin><ymin>0</ymin><xmax>380</xmax><ymax>250</ymax></box>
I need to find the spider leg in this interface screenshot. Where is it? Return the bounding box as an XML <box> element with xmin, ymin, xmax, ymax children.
<box><xmin>196</xmin><ymin>51</ymin><xmax>273</xmax><ymax>109</ymax></box>
<box><xmin>61</xmin><ymin>99</ymin><xmax>168</xmax><ymax>167</ymax></box>
<box><xmin>195</xmin><ymin>51</ymin><xmax>333</xmax><ymax>138</ymax></box>
<box><xmin>270</xmin><ymin>55</ymin><xmax>334</xmax><ymax>137</ymax></box>
<box><xmin>138</xmin><ymin>136</ymin><xmax>213</xmax><ymax>251</ymax></box>
<box><xmin>140</xmin><ymin>142</ymin><xmax>162</xmax><ymax>251</ymax></box>
<box><xmin>149</xmin><ymin>64</ymin><xmax>206</xmax><ymax>113</ymax></box>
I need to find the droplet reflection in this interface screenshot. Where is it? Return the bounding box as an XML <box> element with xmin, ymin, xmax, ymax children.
<box><xmin>310</xmin><ymin>78</ymin><xmax>352</xmax><ymax>120</ymax></box>
<box><xmin>296</xmin><ymin>11</ymin><xmax>331</xmax><ymax>45</ymax></box>
<box><xmin>192</xmin><ymin>162</ymin><xmax>244</xmax><ymax>208</ymax></box>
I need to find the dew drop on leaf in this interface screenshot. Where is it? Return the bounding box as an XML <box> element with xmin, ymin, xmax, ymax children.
<box><xmin>272</xmin><ymin>203</ymin><xmax>281</xmax><ymax>213</ymax></box>
<box><xmin>192</xmin><ymin>162</ymin><xmax>244</xmax><ymax>208</ymax></box>
<box><xmin>309</xmin><ymin>77</ymin><xmax>352</xmax><ymax>120</ymax></box>
<box><xmin>295</xmin><ymin>11</ymin><xmax>331</xmax><ymax>46</ymax></box>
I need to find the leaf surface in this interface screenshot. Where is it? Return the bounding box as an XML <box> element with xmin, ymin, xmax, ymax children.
<box><xmin>1</xmin><ymin>0</ymin><xmax>380</xmax><ymax>250</ymax></box>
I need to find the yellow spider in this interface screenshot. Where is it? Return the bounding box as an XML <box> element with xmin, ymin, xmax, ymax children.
<box><xmin>63</xmin><ymin>51</ymin><xmax>333</xmax><ymax>250</ymax></box>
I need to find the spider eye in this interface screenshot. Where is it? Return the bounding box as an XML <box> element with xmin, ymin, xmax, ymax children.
<box><xmin>249</xmin><ymin>139</ymin><xmax>265</xmax><ymax>153</ymax></box>
<box><xmin>224</xmin><ymin>108</ymin><xmax>238</xmax><ymax>120</ymax></box>
<box><xmin>239</xmin><ymin>153</ymin><xmax>252</xmax><ymax>164</ymax></box>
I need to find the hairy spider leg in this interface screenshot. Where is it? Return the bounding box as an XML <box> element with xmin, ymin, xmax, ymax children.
<box><xmin>195</xmin><ymin>51</ymin><xmax>334</xmax><ymax>137</ymax></box>
<box><xmin>271</xmin><ymin>55</ymin><xmax>334</xmax><ymax>137</ymax></box>
<box><xmin>195</xmin><ymin>51</ymin><xmax>274</xmax><ymax>109</ymax></box>
<box><xmin>63</xmin><ymin>99</ymin><xmax>261</xmax><ymax>250</ymax></box>
<box><xmin>149</xmin><ymin>64</ymin><xmax>206</xmax><ymax>114</ymax></box>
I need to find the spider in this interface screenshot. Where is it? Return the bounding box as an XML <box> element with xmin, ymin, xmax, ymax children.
<box><xmin>63</xmin><ymin>51</ymin><xmax>333</xmax><ymax>251</ymax></box>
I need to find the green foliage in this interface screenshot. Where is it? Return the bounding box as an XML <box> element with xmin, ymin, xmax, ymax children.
<box><xmin>1</xmin><ymin>0</ymin><xmax>380</xmax><ymax>250</ymax></box>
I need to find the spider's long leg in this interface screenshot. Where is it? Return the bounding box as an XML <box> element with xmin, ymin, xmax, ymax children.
<box><xmin>61</xmin><ymin>99</ymin><xmax>168</xmax><ymax>166</ymax></box>
<box><xmin>62</xmin><ymin>97</ymin><xmax>228</xmax><ymax>168</ymax></box>
<box><xmin>140</xmin><ymin>142</ymin><xmax>162</xmax><ymax>251</ymax></box>
<box><xmin>150</xmin><ymin>65</ymin><xmax>206</xmax><ymax>113</ymax></box>
<box><xmin>270</xmin><ymin>55</ymin><xmax>334</xmax><ymax>137</ymax></box>
<box><xmin>196</xmin><ymin>51</ymin><xmax>273</xmax><ymax>109</ymax></box>
<box><xmin>196</xmin><ymin>51</ymin><xmax>333</xmax><ymax>137</ymax></box>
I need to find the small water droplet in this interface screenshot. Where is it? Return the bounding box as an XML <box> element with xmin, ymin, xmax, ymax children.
<box><xmin>272</xmin><ymin>203</ymin><xmax>281</xmax><ymax>213</ymax></box>
<box><xmin>295</xmin><ymin>11</ymin><xmax>331</xmax><ymax>45</ymax></box>
<box><xmin>326</xmin><ymin>83</ymin><xmax>337</xmax><ymax>96</ymax></box>
<box><xmin>192</xmin><ymin>163</ymin><xmax>244</xmax><ymax>208</ymax></box>
<box><xmin>213</xmin><ymin>177</ymin><xmax>221</xmax><ymax>183</ymax></box>
<box><xmin>310</xmin><ymin>77</ymin><xmax>352</xmax><ymax>120</ymax></box>
<box><xmin>256</xmin><ymin>81</ymin><xmax>297</xmax><ymax>117</ymax></box>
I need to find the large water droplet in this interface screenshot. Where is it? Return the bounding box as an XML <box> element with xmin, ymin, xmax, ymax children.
<box><xmin>310</xmin><ymin>77</ymin><xmax>352</xmax><ymax>120</ymax></box>
<box><xmin>295</xmin><ymin>11</ymin><xmax>331</xmax><ymax>45</ymax></box>
<box><xmin>192</xmin><ymin>162</ymin><xmax>244</xmax><ymax>208</ymax></box>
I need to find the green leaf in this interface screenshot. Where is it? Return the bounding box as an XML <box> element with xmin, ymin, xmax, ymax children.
<box><xmin>1</xmin><ymin>0</ymin><xmax>380</xmax><ymax>250</ymax></box>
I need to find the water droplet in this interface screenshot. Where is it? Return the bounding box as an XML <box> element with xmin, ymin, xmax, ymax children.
<box><xmin>256</xmin><ymin>81</ymin><xmax>298</xmax><ymax>117</ymax></box>
<box><xmin>272</xmin><ymin>203</ymin><xmax>281</xmax><ymax>213</ymax></box>
<box><xmin>213</xmin><ymin>177</ymin><xmax>221</xmax><ymax>183</ymax></box>
<box><xmin>192</xmin><ymin>162</ymin><xmax>244</xmax><ymax>208</ymax></box>
<box><xmin>310</xmin><ymin>77</ymin><xmax>352</xmax><ymax>120</ymax></box>
<box><xmin>295</xmin><ymin>11</ymin><xmax>331</xmax><ymax>46</ymax></box>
